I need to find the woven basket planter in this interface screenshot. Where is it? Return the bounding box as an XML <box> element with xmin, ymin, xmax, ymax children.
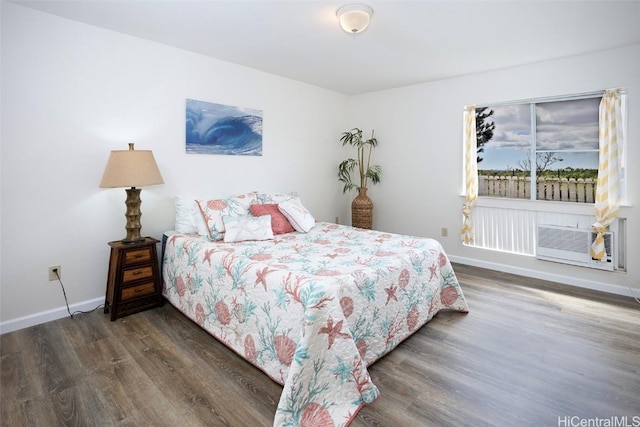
<box><xmin>351</xmin><ymin>188</ymin><xmax>373</xmax><ymax>229</ymax></box>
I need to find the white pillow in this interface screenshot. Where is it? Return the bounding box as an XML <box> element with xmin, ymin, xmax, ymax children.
<box><xmin>175</xmin><ymin>195</ymin><xmax>207</xmax><ymax>235</ymax></box>
<box><xmin>278</xmin><ymin>199</ymin><xmax>315</xmax><ymax>233</ymax></box>
<box><xmin>222</xmin><ymin>215</ymin><xmax>274</xmax><ymax>243</ymax></box>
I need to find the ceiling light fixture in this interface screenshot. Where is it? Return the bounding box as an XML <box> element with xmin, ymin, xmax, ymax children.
<box><xmin>337</xmin><ymin>4</ymin><xmax>373</xmax><ymax>34</ymax></box>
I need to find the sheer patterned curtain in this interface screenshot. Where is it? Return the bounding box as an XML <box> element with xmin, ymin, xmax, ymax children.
<box><xmin>461</xmin><ymin>106</ymin><xmax>478</xmax><ymax>244</ymax></box>
<box><xmin>591</xmin><ymin>89</ymin><xmax>623</xmax><ymax>260</ymax></box>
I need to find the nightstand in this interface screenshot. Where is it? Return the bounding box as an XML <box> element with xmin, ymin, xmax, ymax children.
<box><xmin>104</xmin><ymin>237</ymin><xmax>163</xmax><ymax>321</ymax></box>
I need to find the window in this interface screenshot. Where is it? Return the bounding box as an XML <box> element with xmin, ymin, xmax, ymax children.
<box><xmin>463</xmin><ymin>90</ymin><xmax>627</xmax><ymax>265</ymax></box>
<box><xmin>477</xmin><ymin>96</ymin><xmax>603</xmax><ymax>203</ymax></box>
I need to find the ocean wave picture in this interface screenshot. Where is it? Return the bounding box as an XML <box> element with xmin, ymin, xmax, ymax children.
<box><xmin>186</xmin><ymin>99</ymin><xmax>263</xmax><ymax>156</ymax></box>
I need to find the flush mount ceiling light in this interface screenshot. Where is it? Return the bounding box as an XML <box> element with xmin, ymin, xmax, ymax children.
<box><xmin>337</xmin><ymin>4</ymin><xmax>374</xmax><ymax>34</ymax></box>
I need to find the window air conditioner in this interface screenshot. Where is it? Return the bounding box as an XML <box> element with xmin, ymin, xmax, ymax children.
<box><xmin>536</xmin><ymin>224</ymin><xmax>614</xmax><ymax>271</ymax></box>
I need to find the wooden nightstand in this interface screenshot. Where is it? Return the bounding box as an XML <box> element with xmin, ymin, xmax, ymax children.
<box><xmin>104</xmin><ymin>237</ymin><xmax>163</xmax><ymax>321</ymax></box>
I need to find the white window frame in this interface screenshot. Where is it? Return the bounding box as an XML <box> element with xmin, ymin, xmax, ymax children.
<box><xmin>472</xmin><ymin>90</ymin><xmax>628</xmax><ymax>206</ymax></box>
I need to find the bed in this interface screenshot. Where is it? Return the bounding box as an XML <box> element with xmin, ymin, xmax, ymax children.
<box><xmin>162</xmin><ymin>192</ymin><xmax>469</xmax><ymax>427</ymax></box>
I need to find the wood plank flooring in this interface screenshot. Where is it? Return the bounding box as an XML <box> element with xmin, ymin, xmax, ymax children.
<box><xmin>2</xmin><ymin>264</ymin><xmax>639</xmax><ymax>426</ymax></box>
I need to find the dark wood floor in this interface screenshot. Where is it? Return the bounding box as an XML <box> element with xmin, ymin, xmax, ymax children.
<box><xmin>2</xmin><ymin>264</ymin><xmax>639</xmax><ymax>427</ymax></box>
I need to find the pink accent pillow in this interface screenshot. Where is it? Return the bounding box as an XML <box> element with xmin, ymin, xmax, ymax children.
<box><xmin>250</xmin><ymin>204</ymin><xmax>295</xmax><ymax>234</ymax></box>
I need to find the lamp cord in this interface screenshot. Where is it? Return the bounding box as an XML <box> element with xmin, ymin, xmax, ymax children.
<box><xmin>54</xmin><ymin>270</ymin><xmax>103</xmax><ymax>318</ymax></box>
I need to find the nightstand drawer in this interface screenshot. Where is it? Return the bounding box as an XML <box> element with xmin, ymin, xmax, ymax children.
<box><xmin>121</xmin><ymin>282</ymin><xmax>156</xmax><ymax>301</ymax></box>
<box><xmin>124</xmin><ymin>248</ymin><xmax>153</xmax><ymax>265</ymax></box>
<box><xmin>122</xmin><ymin>265</ymin><xmax>154</xmax><ymax>283</ymax></box>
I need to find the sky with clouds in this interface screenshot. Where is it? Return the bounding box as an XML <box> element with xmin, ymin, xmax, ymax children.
<box><xmin>479</xmin><ymin>97</ymin><xmax>600</xmax><ymax>171</ymax></box>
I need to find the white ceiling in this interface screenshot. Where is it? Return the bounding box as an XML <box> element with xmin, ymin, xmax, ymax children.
<box><xmin>11</xmin><ymin>0</ymin><xmax>640</xmax><ymax>95</ymax></box>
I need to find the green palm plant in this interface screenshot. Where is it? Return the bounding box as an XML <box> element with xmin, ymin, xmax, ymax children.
<box><xmin>338</xmin><ymin>128</ymin><xmax>382</xmax><ymax>193</ymax></box>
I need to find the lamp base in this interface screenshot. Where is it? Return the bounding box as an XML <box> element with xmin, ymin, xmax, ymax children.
<box><xmin>123</xmin><ymin>187</ymin><xmax>144</xmax><ymax>243</ymax></box>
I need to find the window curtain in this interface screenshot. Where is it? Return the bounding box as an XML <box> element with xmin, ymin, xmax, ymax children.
<box><xmin>461</xmin><ymin>106</ymin><xmax>478</xmax><ymax>244</ymax></box>
<box><xmin>591</xmin><ymin>89</ymin><xmax>623</xmax><ymax>260</ymax></box>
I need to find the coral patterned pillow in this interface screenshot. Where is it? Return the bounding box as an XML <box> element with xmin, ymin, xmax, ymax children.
<box><xmin>222</xmin><ymin>215</ymin><xmax>274</xmax><ymax>243</ymax></box>
<box><xmin>250</xmin><ymin>204</ymin><xmax>295</xmax><ymax>234</ymax></box>
<box><xmin>256</xmin><ymin>191</ymin><xmax>299</xmax><ymax>204</ymax></box>
<box><xmin>196</xmin><ymin>192</ymin><xmax>257</xmax><ymax>240</ymax></box>
<box><xmin>278</xmin><ymin>199</ymin><xmax>315</xmax><ymax>233</ymax></box>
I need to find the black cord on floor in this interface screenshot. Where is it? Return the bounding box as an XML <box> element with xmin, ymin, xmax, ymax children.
<box><xmin>54</xmin><ymin>270</ymin><xmax>103</xmax><ymax>318</ymax></box>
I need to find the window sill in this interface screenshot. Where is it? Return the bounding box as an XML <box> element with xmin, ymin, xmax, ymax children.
<box><xmin>459</xmin><ymin>195</ymin><xmax>632</xmax><ymax>215</ymax></box>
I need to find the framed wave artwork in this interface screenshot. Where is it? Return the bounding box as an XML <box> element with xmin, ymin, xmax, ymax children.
<box><xmin>185</xmin><ymin>99</ymin><xmax>263</xmax><ymax>156</ymax></box>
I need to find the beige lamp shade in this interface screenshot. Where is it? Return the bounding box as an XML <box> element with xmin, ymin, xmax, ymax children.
<box><xmin>100</xmin><ymin>143</ymin><xmax>164</xmax><ymax>188</ymax></box>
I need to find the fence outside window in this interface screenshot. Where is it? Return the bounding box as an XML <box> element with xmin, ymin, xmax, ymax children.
<box><xmin>478</xmin><ymin>175</ymin><xmax>596</xmax><ymax>203</ymax></box>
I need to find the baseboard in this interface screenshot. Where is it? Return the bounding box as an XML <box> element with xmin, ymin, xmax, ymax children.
<box><xmin>449</xmin><ymin>255</ymin><xmax>637</xmax><ymax>298</ymax></box>
<box><xmin>0</xmin><ymin>297</ymin><xmax>104</xmax><ymax>335</ymax></box>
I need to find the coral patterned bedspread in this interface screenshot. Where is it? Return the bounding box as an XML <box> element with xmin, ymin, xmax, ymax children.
<box><xmin>162</xmin><ymin>222</ymin><xmax>469</xmax><ymax>427</ymax></box>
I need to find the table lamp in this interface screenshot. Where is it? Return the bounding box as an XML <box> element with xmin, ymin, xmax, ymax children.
<box><xmin>100</xmin><ymin>143</ymin><xmax>164</xmax><ymax>243</ymax></box>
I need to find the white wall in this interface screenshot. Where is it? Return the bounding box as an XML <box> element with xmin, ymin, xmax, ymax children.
<box><xmin>0</xmin><ymin>3</ymin><xmax>349</xmax><ymax>331</ymax></box>
<box><xmin>349</xmin><ymin>44</ymin><xmax>640</xmax><ymax>297</ymax></box>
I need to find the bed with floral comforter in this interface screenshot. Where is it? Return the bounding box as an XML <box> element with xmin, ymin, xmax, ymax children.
<box><xmin>162</xmin><ymin>222</ymin><xmax>469</xmax><ymax>426</ymax></box>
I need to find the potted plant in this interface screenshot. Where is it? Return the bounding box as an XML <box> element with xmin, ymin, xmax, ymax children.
<box><xmin>338</xmin><ymin>128</ymin><xmax>382</xmax><ymax>229</ymax></box>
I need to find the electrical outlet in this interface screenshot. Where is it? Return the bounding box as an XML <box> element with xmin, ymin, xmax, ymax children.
<box><xmin>441</xmin><ymin>227</ymin><xmax>448</xmax><ymax>237</ymax></box>
<box><xmin>49</xmin><ymin>265</ymin><xmax>61</xmax><ymax>281</ymax></box>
